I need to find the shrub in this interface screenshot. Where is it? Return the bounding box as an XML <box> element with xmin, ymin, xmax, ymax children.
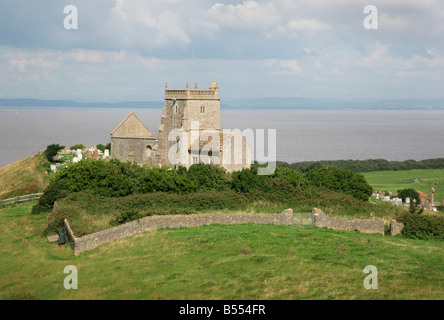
<box><xmin>271</xmin><ymin>167</ymin><xmax>309</xmax><ymax>191</ymax></box>
<box><xmin>397</xmin><ymin>188</ymin><xmax>421</xmax><ymax>204</ymax></box>
<box><xmin>396</xmin><ymin>212</ymin><xmax>444</xmax><ymax>240</ymax></box>
<box><xmin>43</xmin><ymin>205</ymin><xmax>76</xmax><ymax>235</ymax></box>
<box><xmin>231</xmin><ymin>165</ymin><xmax>265</xmax><ymax>193</ymax></box>
<box><xmin>110</xmin><ymin>210</ymin><xmax>144</xmax><ymax>226</ymax></box>
<box><xmin>70</xmin><ymin>144</ymin><xmax>84</xmax><ymax>150</ymax></box>
<box><xmin>187</xmin><ymin>163</ymin><xmax>229</xmax><ymax>191</ymax></box>
<box><xmin>44</xmin><ymin>144</ymin><xmax>65</xmax><ymax>163</ymax></box>
<box><xmin>306</xmin><ymin>167</ymin><xmax>373</xmax><ymax>201</ymax></box>
<box><xmin>31</xmin><ymin>179</ymin><xmax>68</xmax><ymax>214</ymax></box>
<box><xmin>55</xmin><ymin>159</ymin><xmax>139</xmax><ymax>197</ymax></box>
<box><xmin>96</xmin><ymin>144</ymin><xmax>106</xmax><ymax>152</ymax></box>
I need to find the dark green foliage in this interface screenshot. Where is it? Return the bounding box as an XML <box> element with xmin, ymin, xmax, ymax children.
<box><xmin>105</xmin><ymin>143</ymin><xmax>111</xmax><ymax>153</ymax></box>
<box><xmin>110</xmin><ymin>210</ymin><xmax>144</xmax><ymax>226</ymax></box>
<box><xmin>55</xmin><ymin>159</ymin><xmax>151</xmax><ymax>197</ymax></box>
<box><xmin>231</xmin><ymin>165</ymin><xmax>266</xmax><ymax>193</ymax></box>
<box><xmin>271</xmin><ymin>167</ymin><xmax>309</xmax><ymax>191</ymax></box>
<box><xmin>96</xmin><ymin>144</ymin><xmax>106</xmax><ymax>152</ymax></box>
<box><xmin>306</xmin><ymin>167</ymin><xmax>373</xmax><ymax>201</ymax></box>
<box><xmin>70</xmin><ymin>144</ymin><xmax>84</xmax><ymax>150</ymax></box>
<box><xmin>396</xmin><ymin>212</ymin><xmax>444</xmax><ymax>240</ymax></box>
<box><xmin>38</xmin><ymin>158</ymin><xmax>380</xmax><ymax>226</ymax></box>
<box><xmin>397</xmin><ymin>188</ymin><xmax>421</xmax><ymax>204</ymax></box>
<box><xmin>277</xmin><ymin>158</ymin><xmax>444</xmax><ymax>173</ymax></box>
<box><xmin>409</xmin><ymin>201</ymin><xmax>424</xmax><ymax>215</ymax></box>
<box><xmin>31</xmin><ymin>179</ymin><xmax>68</xmax><ymax>214</ymax></box>
<box><xmin>41</xmin><ymin>159</ymin><xmax>378</xmax><ymax>202</ymax></box>
<box><xmin>187</xmin><ymin>163</ymin><xmax>229</xmax><ymax>191</ymax></box>
<box><xmin>44</xmin><ymin>144</ymin><xmax>65</xmax><ymax>163</ymax></box>
<box><xmin>42</xmin><ymin>205</ymin><xmax>76</xmax><ymax>236</ymax></box>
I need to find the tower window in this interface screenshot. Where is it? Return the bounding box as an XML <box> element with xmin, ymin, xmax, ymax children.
<box><xmin>200</xmin><ymin>106</ymin><xmax>205</xmax><ymax>113</ymax></box>
<box><xmin>175</xmin><ymin>105</ymin><xmax>178</xmax><ymax>113</ymax></box>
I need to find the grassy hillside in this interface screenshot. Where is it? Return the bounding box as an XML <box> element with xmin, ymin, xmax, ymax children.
<box><xmin>47</xmin><ymin>189</ymin><xmax>406</xmax><ymax>237</ymax></box>
<box><xmin>1</xmin><ymin>203</ymin><xmax>442</xmax><ymax>300</ymax></box>
<box><xmin>0</xmin><ymin>153</ymin><xmax>52</xmax><ymax>200</ymax></box>
<box><xmin>363</xmin><ymin>169</ymin><xmax>444</xmax><ymax>202</ymax></box>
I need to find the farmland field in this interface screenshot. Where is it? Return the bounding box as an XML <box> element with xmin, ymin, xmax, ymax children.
<box><xmin>363</xmin><ymin>169</ymin><xmax>444</xmax><ymax>202</ymax></box>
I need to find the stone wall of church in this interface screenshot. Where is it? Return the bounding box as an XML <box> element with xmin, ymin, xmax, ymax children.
<box><xmin>111</xmin><ymin>137</ymin><xmax>158</xmax><ymax>166</ymax></box>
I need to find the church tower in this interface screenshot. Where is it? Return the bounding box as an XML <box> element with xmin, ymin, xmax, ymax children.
<box><xmin>157</xmin><ymin>78</ymin><xmax>221</xmax><ymax>167</ymax></box>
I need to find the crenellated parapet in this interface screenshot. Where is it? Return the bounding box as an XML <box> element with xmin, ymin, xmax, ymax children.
<box><xmin>165</xmin><ymin>89</ymin><xmax>219</xmax><ymax>100</ymax></box>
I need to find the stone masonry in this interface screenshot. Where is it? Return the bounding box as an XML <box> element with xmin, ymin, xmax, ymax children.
<box><xmin>389</xmin><ymin>220</ymin><xmax>404</xmax><ymax>236</ymax></box>
<box><xmin>64</xmin><ymin>209</ymin><xmax>293</xmax><ymax>255</ymax></box>
<box><xmin>110</xmin><ymin>78</ymin><xmax>251</xmax><ymax>172</ymax></box>
<box><xmin>312</xmin><ymin>208</ymin><xmax>385</xmax><ymax>235</ymax></box>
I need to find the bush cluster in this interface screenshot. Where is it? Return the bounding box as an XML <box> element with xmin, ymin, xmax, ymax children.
<box><xmin>31</xmin><ymin>179</ymin><xmax>68</xmax><ymax>214</ymax></box>
<box><xmin>70</xmin><ymin>144</ymin><xmax>84</xmax><ymax>150</ymax></box>
<box><xmin>397</xmin><ymin>188</ymin><xmax>421</xmax><ymax>204</ymax></box>
<box><xmin>306</xmin><ymin>167</ymin><xmax>373</xmax><ymax>201</ymax></box>
<box><xmin>396</xmin><ymin>212</ymin><xmax>444</xmax><ymax>241</ymax></box>
<box><xmin>44</xmin><ymin>144</ymin><xmax>64</xmax><ymax>163</ymax></box>
<box><xmin>34</xmin><ymin>159</ymin><xmax>373</xmax><ymax>206</ymax></box>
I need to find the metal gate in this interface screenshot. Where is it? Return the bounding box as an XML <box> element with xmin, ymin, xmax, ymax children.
<box><xmin>293</xmin><ymin>212</ymin><xmax>313</xmax><ymax>227</ymax></box>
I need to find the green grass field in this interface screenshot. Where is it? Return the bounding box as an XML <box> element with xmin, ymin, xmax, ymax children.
<box><xmin>363</xmin><ymin>169</ymin><xmax>444</xmax><ymax>202</ymax></box>
<box><xmin>1</xmin><ymin>203</ymin><xmax>443</xmax><ymax>300</ymax></box>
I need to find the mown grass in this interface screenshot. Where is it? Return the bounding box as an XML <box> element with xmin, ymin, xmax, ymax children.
<box><xmin>363</xmin><ymin>169</ymin><xmax>444</xmax><ymax>202</ymax></box>
<box><xmin>1</xmin><ymin>203</ymin><xmax>442</xmax><ymax>300</ymax></box>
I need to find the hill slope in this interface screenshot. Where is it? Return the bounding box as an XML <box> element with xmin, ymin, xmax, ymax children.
<box><xmin>0</xmin><ymin>152</ymin><xmax>51</xmax><ymax>200</ymax></box>
<box><xmin>0</xmin><ymin>203</ymin><xmax>443</xmax><ymax>300</ymax></box>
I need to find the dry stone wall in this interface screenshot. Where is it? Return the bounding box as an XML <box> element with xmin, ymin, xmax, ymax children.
<box><xmin>312</xmin><ymin>208</ymin><xmax>385</xmax><ymax>235</ymax></box>
<box><xmin>389</xmin><ymin>220</ymin><xmax>404</xmax><ymax>236</ymax></box>
<box><xmin>64</xmin><ymin>209</ymin><xmax>293</xmax><ymax>255</ymax></box>
<box><xmin>64</xmin><ymin>207</ymin><xmax>404</xmax><ymax>256</ymax></box>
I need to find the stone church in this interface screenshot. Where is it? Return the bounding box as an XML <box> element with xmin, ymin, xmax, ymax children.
<box><xmin>110</xmin><ymin>78</ymin><xmax>251</xmax><ymax>172</ymax></box>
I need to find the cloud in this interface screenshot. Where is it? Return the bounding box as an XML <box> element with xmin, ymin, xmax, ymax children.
<box><xmin>266</xmin><ymin>59</ymin><xmax>303</xmax><ymax>75</ymax></box>
<box><xmin>207</xmin><ymin>1</ymin><xmax>282</xmax><ymax>31</ymax></box>
<box><xmin>0</xmin><ymin>0</ymin><xmax>444</xmax><ymax>101</ymax></box>
<box><xmin>379</xmin><ymin>13</ymin><xmax>410</xmax><ymax>30</ymax></box>
<box><xmin>286</xmin><ymin>19</ymin><xmax>331</xmax><ymax>32</ymax></box>
<box><xmin>356</xmin><ymin>42</ymin><xmax>390</xmax><ymax>67</ymax></box>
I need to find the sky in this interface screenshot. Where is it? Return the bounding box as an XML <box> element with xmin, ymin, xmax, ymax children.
<box><xmin>1</xmin><ymin>0</ymin><xmax>443</xmax><ymax>102</ymax></box>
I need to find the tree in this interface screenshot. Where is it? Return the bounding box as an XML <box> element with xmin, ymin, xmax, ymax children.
<box><xmin>70</xmin><ymin>144</ymin><xmax>84</xmax><ymax>150</ymax></box>
<box><xmin>397</xmin><ymin>188</ymin><xmax>421</xmax><ymax>204</ymax></box>
<box><xmin>271</xmin><ymin>167</ymin><xmax>308</xmax><ymax>191</ymax></box>
<box><xmin>44</xmin><ymin>144</ymin><xmax>65</xmax><ymax>163</ymax></box>
<box><xmin>96</xmin><ymin>144</ymin><xmax>106</xmax><ymax>152</ymax></box>
<box><xmin>306</xmin><ymin>167</ymin><xmax>373</xmax><ymax>201</ymax></box>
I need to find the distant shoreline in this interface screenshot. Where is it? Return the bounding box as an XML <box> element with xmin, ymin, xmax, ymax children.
<box><xmin>2</xmin><ymin>97</ymin><xmax>444</xmax><ymax>110</ymax></box>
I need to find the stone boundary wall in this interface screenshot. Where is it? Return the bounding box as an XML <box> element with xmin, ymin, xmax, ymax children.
<box><xmin>312</xmin><ymin>208</ymin><xmax>385</xmax><ymax>235</ymax></box>
<box><xmin>64</xmin><ymin>209</ymin><xmax>293</xmax><ymax>256</ymax></box>
<box><xmin>389</xmin><ymin>220</ymin><xmax>404</xmax><ymax>236</ymax></box>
